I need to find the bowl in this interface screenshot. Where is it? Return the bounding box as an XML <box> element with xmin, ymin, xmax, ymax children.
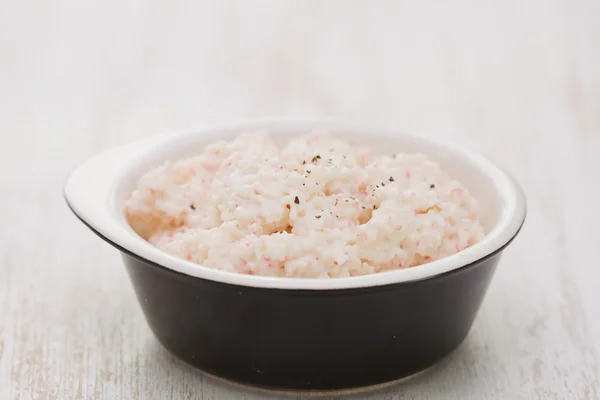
<box><xmin>64</xmin><ymin>121</ymin><xmax>526</xmax><ymax>391</ymax></box>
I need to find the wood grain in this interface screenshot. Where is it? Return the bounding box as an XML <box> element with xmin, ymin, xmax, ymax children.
<box><xmin>1</xmin><ymin>1</ymin><xmax>599</xmax><ymax>398</ymax></box>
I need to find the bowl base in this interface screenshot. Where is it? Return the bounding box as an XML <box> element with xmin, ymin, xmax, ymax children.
<box><xmin>200</xmin><ymin>361</ymin><xmax>435</xmax><ymax>397</ymax></box>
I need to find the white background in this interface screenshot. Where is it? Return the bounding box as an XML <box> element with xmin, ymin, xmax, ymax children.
<box><xmin>1</xmin><ymin>1</ymin><xmax>599</xmax><ymax>399</ymax></box>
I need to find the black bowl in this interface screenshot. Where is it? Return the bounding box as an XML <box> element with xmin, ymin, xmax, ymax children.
<box><xmin>64</xmin><ymin>121</ymin><xmax>526</xmax><ymax>391</ymax></box>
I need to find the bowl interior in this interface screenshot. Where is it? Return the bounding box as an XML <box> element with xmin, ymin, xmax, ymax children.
<box><xmin>75</xmin><ymin>121</ymin><xmax>525</xmax><ymax>290</ymax></box>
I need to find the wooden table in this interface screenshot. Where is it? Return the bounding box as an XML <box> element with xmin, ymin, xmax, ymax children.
<box><xmin>1</xmin><ymin>1</ymin><xmax>599</xmax><ymax>398</ymax></box>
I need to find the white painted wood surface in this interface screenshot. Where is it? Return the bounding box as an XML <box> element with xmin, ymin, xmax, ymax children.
<box><xmin>1</xmin><ymin>1</ymin><xmax>599</xmax><ymax>398</ymax></box>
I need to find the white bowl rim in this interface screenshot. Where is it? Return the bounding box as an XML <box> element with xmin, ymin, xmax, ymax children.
<box><xmin>64</xmin><ymin>119</ymin><xmax>526</xmax><ymax>290</ymax></box>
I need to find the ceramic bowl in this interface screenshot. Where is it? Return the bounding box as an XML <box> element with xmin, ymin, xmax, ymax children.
<box><xmin>64</xmin><ymin>121</ymin><xmax>526</xmax><ymax>391</ymax></box>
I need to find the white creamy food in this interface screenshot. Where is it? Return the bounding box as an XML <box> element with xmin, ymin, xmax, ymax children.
<box><xmin>125</xmin><ymin>132</ymin><xmax>485</xmax><ymax>278</ymax></box>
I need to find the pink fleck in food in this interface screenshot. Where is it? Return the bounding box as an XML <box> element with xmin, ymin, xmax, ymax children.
<box><xmin>201</xmin><ymin>161</ymin><xmax>216</xmax><ymax>172</ymax></box>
